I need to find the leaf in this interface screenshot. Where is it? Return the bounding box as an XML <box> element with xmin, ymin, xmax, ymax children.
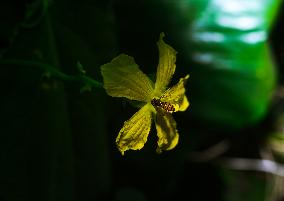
<box><xmin>185</xmin><ymin>0</ymin><xmax>281</xmax><ymax>129</ymax></box>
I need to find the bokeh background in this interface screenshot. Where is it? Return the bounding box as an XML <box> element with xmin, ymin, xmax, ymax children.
<box><xmin>1</xmin><ymin>0</ymin><xmax>284</xmax><ymax>200</ymax></box>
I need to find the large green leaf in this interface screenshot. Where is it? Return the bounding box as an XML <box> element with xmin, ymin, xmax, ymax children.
<box><xmin>185</xmin><ymin>0</ymin><xmax>281</xmax><ymax>130</ymax></box>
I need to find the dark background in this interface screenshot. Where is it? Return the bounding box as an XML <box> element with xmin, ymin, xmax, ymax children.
<box><xmin>1</xmin><ymin>0</ymin><xmax>284</xmax><ymax>201</ymax></box>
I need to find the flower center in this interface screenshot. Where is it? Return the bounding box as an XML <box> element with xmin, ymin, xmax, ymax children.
<box><xmin>151</xmin><ymin>98</ymin><xmax>175</xmax><ymax>113</ymax></box>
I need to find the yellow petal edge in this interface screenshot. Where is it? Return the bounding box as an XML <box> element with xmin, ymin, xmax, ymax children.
<box><xmin>160</xmin><ymin>74</ymin><xmax>190</xmax><ymax>112</ymax></box>
<box><xmin>155</xmin><ymin>33</ymin><xmax>177</xmax><ymax>95</ymax></box>
<box><xmin>101</xmin><ymin>54</ymin><xmax>154</xmax><ymax>102</ymax></box>
<box><xmin>155</xmin><ymin>112</ymin><xmax>179</xmax><ymax>153</ymax></box>
<box><xmin>116</xmin><ymin>104</ymin><xmax>153</xmax><ymax>155</ymax></box>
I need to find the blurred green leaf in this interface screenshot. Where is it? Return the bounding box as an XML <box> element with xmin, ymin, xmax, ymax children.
<box><xmin>185</xmin><ymin>0</ymin><xmax>281</xmax><ymax>130</ymax></box>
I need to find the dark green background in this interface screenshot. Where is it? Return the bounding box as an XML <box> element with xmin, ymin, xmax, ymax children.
<box><xmin>1</xmin><ymin>0</ymin><xmax>284</xmax><ymax>201</ymax></box>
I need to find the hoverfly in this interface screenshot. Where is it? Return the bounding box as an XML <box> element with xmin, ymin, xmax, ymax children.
<box><xmin>151</xmin><ymin>98</ymin><xmax>175</xmax><ymax>113</ymax></box>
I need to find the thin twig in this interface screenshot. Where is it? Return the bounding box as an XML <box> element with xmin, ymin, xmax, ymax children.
<box><xmin>219</xmin><ymin>157</ymin><xmax>284</xmax><ymax>177</ymax></box>
<box><xmin>0</xmin><ymin>60</ymin><xmax>103</xmax><ymax>89</ymax></box>
<box><xmin>188</xmin><ymin>140</ymin><xmax>230</xmax><ymax>162</ymax></box>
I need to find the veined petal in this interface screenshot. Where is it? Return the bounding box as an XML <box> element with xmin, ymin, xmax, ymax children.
<box><xmin>101</xmin><ymin>54</ymin><xmax>154</xmax><ymax>102</ymax></box>
<box><xmin>155</xmin><ymin>33</ymin><xmax>177</xmax><ymax>94</ymax></box>
<box><xmin>155</xmin><ymin>111</ymin><xmax>179</xmax><ymax>153</ymax></box>
<box><xmin>116</xmin><ymin>104</ymin><xmax>153</xmax><ymax>155</ymax></box>
<box><xmin>160</xmin><ymin>75</ymin><xmax>190</xmax><ymax>112</ymax></box>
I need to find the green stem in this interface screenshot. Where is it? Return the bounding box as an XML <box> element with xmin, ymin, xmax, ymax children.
<box><xmin>0</xmin><ymin>60</ymin><xmax>103</xmax><ymax>89</ymax></box>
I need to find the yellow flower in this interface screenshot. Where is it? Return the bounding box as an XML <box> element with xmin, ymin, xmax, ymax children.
<box><xmin>101</xmin><ymin>33</ymin><xmax>189</xmax><ymax>155</ymax></box>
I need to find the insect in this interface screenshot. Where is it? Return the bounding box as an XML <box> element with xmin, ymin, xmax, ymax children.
<box><xmin>151</xmin><ymin>98</ymin><xmax>175</xmax><ymax>113</ymax></box>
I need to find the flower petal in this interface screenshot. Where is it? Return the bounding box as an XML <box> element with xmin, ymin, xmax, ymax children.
<box><xmin>116</xmin><ymin>104</ymin><xmax>153</xmax><ymax>155</ymax></box>
<box><xmin>155</xmin><ymin>111</ymin><xmax>179</xmax><ymax>153</ymax></box>
<box><xmin>179</xmin><ymin>96</ymin><xmax>190</xmax><ymax>112</ymax></box>
<box><xmin>160</xmin><ymin>75</ymin><xmax>190</xmax><ymax>112</ymax></box>
<box><xmin>154</xmin><ymin>33</ymin><xmax>177</xmax><ymax>94</ymax></box>
<box><xmin>101</xmin><ymin>54</ymin><xmax>154</xmax><ymax>102</ymax></box>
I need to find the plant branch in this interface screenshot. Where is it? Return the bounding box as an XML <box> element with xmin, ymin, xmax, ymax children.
<box><xmin>0</xmin><ymin>60</ymin><xmax>103</xmax><ymax>90</ymax></box>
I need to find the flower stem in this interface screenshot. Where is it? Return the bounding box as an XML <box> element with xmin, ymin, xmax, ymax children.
<box><xmin>0</xmin><ymin>60</ymin><xmax>103</xmax><ymax>89</ymax></box>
